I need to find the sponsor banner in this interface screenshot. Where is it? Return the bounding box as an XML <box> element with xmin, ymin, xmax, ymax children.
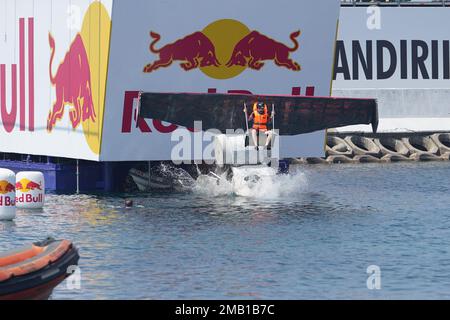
<box><xmin>0</xmin><ymin>0</ymin><xmax>112</xmax><ymax>161</ymax></box>
<box><xmin>333</xmin><ymin>7</ymin><xmax>450</xmax><ymax>133</ymax></box>
<box><xmin>334</xmin><ymin>7</ymin><xmax>450</xmax><ymax>89</ymax></box>
<box><xmin>100</xmin><ymin>0</ymin><xmax>341</xmax><ymax>161</ymax></box>
<box><xmin>1</xmin><ymin>0</ymin><xmax>340</xmax><ymax>161</ymax></box>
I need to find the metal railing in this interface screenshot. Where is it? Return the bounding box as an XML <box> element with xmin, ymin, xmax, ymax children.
<box><xmin>341</xmin><ymin>0</ymin><xmax>450</xmax><ymax>6</ymax></box>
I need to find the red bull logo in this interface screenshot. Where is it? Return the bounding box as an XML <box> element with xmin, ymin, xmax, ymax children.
<box><xmin>143</xmin><ymin>19</ymin><xmax>301</xmax><ymax>80</ymax></box>
<box><xmin>0</xmin><ymin>181</ymin><xmax>15</xmax><ymax>195</ymax></box>
<box><xmin>16</xmin><ymin>178</ymin><xmax>44</xmax><ymax>205</ymax></box>
<box><xmin>143</xmin><ymin>32</ymin><xmax>220</xmax><ymax>73</ymax></box>
<box><xmin>45</xmin><ymin>2</ymin><xmax>111</xmax><ymax>155</ymax></box>
<box><xmin>15</xmin><ymin>178</ymin><xmax>43</xmax><ymax>205</ymax></box>
<box><xmin>0</xmin><ymin>180</ymin><xmax>15</xmax><ymax>207</ymax></box>
<box><xmin>16</xmin><ymin>179</ymin><xmax>42</xmax><ymax>193</ymax></box>
<box><xmin>47</xmin><ymin>33</ymin><xmax>95</xmax><ymax>132</ymax></box>
<box><xmin>225</xmin><ymin>30</ymin><xmax>301</xmax><ymax>71</ymax></box>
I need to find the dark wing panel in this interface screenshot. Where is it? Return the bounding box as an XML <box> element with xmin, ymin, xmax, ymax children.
<box><xmin>139</xmin><ymin>92</ymin><xmax>379</xmax><ymax>135</ymax></box>
<box><xmin>270</xmin><ymin>96</ymin><xmax>379</xmax><ymax>134</ymax></box>
<box><xmin>139</xmin><ymin>93</ymin><xmax>247</xmax><ymax>132</ymax></box>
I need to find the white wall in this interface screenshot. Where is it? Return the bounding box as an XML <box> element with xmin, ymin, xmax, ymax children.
<box><xmin>333</xmin><ymin>7</ymin><xmax>450</xmax><ymax>133</ymax></box>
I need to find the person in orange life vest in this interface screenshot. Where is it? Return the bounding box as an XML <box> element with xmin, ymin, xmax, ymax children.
<box><xmin>246</xmin><ymin>102</ymin><xmax>274</xmax><ymax>149</ymax></box>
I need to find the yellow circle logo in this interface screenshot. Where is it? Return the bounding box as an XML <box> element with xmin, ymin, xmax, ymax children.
<box><xmin>143</xmin><ymin>19</ymin><xmax>301</xmax><ymax>80</ymax></box>
<box><xmin>47</xmin><ymin>2</ymin><xmax>111</xmax><ymax>156</ymax></box>
<box><xmin>80</xmin><ymin>2</ymin><xmax>111</xmax><ymax>155</ymax></box>
<box><xmin>200</xmin><ymin>19</ymin><xmax>250</xmax><ymax>80</ymax></box>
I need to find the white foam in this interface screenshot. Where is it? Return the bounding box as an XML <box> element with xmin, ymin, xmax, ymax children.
<box><xmin>193</xmin><ymin>166</ymin><xmax>308</xmax><ymax>199</ymax></box>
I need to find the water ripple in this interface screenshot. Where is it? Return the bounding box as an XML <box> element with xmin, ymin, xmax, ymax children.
<box><xmin>1</xmin><ymin>162</ymin><xmax>450</xmax><ymax>299</ymax></box>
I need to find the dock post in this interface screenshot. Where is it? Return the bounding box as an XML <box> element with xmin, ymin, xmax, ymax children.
<box><xmin>76</xmin><ymin>159</ymin><xmax>80</xmax><ymax>194</ymax></box>
<box><xmin>148</xmin><ymin>161</ymin><xmax>152</xmax><ymax>191</ymax></box>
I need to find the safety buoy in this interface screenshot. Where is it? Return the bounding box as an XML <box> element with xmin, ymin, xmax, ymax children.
<box><xmin>0</xmin><ymin>169</ymin><xmax>16</xmax><ymax>221</ymax></box>
<box><xmin>15</xmin><ymin>172</ymin><xmax>45</xmax><ymax>209</ymax></box>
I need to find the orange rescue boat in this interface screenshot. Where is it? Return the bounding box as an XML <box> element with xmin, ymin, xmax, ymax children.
<box><xmin>0</xmin><ymin>238</ymin><xmax>79</xmax><ymax>300</ymax></box>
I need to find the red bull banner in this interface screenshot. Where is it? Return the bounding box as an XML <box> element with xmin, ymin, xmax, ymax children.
<box><xmin>100</xmin><ymin>0</ymin><xmax>341</xmax><ymax>161</ymax></box>
<box><xmin>333</xmin><ymin>7</ymin><xmax>450</xmax><ymax>133</ymax></box>
<box><xmin>1</xmin><ymin>0</ymin><xmax>340</xmax><ymax>161</ymax></box>
<box><xmin>0</xmin><ymin>0</ymin><xmax>112</xmax><ymax>161</ymax></box>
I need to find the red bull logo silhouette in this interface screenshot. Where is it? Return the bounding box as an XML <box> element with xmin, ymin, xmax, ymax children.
<box><xmin>0</xmin><ymin>181</ymin><xmax>15</xmax><ymax>195</ymax></box>
<box><xmin>15</xmin><ymin>182</ymin><xmax>23</xmax><ymax>191</ymax></box>
<box><xmin>226</xmin><ymin>30</ymin><xmax>301</xmax><ymax>71</ymax></box>
<box><xmin>143</xmin><ymin>31</ymin><xmax>220</xmax><ymax>73</ymax></box>
<box><xmin>44</xmin><ymin>1</ymin><xmax>110</xmax><ymax>156</ymax></box>
<box><xmin>47</xmin><ymin>33</ymin><xmax>96</xmax><ymax>132</ymax></box>
<box><xmin>143</xmin><ymin>21</ymin><xmax>301</xmax><ymax>78</ymax></box>
<box><xmin>16</xmin><ymin>179</ymin><xmax>42</xmax><ymax>193</ymax></box>
<box><xmin>0</xmin><ymin>180</ymin><xmax>15</xmax><ymax>205</ymax></box>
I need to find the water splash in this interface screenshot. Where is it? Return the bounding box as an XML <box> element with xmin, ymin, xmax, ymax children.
<box><xmin>153</xmin><ymin>163</ymin><xmax>196</xmax><ymax>190</ymax></box>
<box><xmin>193</xmin><ymin>166</ymin><xmax>308</xmax><ymax>199</ymax></box>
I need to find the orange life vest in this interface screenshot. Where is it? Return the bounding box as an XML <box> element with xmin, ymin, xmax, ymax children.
<box><xmin>252</xmin><ymin>103</ymin><xmax>269</xmax><ymax>131</ymax></box>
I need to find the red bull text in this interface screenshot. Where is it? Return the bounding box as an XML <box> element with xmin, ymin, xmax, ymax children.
<box><xmin>0</xmin><ymin>196</ymin><xmax>15</xmax><ymax>207</ymax></box>
<box><xmin>0</xmin><ymin>18</ymin><xmax>34</xmax><ymax>133</ymax></box>
<box><xmin>16</xmin><ymin>193</ymin><xmax>44</xmax><ymax>205</ymax></box>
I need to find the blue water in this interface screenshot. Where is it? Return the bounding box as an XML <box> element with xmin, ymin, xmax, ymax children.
<box><xmin>2</xmin><ymin>162</ymin><xmax>450</xmax><ymax>299</ymax></box>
